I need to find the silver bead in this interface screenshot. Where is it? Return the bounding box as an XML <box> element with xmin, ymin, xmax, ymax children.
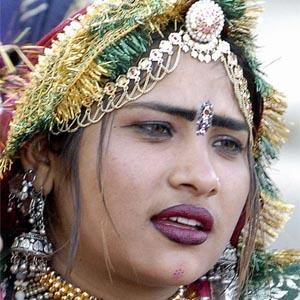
<box><xmin>209</xmin><ymin>274</ymin><xmax>221</xmax><ymax>281</ymax></box>
<box><xmin>10</xmin><ymin>264</ymin><xmax>19</xmax><ymax>274</ymax></box>
<box><xmin>29</xmin><ymin>264</ymin><xmax>37</xmax><ymax>272</ymax></box>
<box><xmin>16</xmin><ymin>272</ymin><xmax>27</xmax><ymax>280</ymax></box>
<box><xmin>19</xmin><ymin>263</ymin><xmax>28</xmax><ymax>271</ymax></box>
<box><xmin>15</xmin><ymin>291</ymin><xmax>25</xmax><ymax>300</ymax></box>
<box><xmin>39</xmin><ymin>229</ymin><xmax>46</xmax><ymax>235</ymax></box>
<box><xmin>222</xmin><ymin>279</ymin><xmax>231</xmax><ymax>284</ymax></box>
<box><xmin>22</xmin><ymin>185</ymin><xmax>28</xmax><ymax>193</ymax></box>
<box><xmin>14</xmin><ymin>280</ymin><xmax>21</xmax><ymax>287</ymax></box>
<box><xmin>20</xmin><ymin>192</ymin><xmax>28</xmax><ymax>200</ymax></box>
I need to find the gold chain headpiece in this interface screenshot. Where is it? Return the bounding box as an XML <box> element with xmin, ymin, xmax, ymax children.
<box><xmin>53</xmin><ymin>0</ymin><xmax>253</xmax><ymax>135</ymax></box>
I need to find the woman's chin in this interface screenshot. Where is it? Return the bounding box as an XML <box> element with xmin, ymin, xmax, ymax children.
<box><xmin>146</xmin><ymin>270</ymin><xmax>203</xmax><ymax>288</ymax></box>
<box><xmin>134</xmin><ymin>258</ymin><xmax>210</xmax><ymax>288</ymax></box>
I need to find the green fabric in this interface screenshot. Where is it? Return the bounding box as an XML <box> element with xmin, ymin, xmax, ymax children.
<box><xmin>95</xmin><ymin>28</ymin><xmax>150</xmax><ymax>80</ymax></box>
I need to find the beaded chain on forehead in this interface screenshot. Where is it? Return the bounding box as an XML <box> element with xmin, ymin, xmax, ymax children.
<box><xmin>72</xmin><ymin>0</ymin><xmax>253</xmax><ymax>136</ymax></box>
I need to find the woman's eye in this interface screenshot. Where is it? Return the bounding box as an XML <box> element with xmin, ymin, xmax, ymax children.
<box><xmin>130</xmin><ymin>122</ymin><xmax>173</xmax><ymax>139</ymax></box>
<box><xmin>212</xmin><ymin>137</ymin><xmax>244</xmax><ymax>157</ymax></box>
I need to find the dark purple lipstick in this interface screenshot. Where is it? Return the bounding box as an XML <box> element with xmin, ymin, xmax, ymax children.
<box><xmin>151</xmin><ymin>204</ymin><xmax>214</xmax><ymax>245</ymax></box>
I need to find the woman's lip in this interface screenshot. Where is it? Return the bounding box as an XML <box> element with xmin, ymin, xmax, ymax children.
<box><xmin>151</xmin><ymin>204</ymin><xmax>214</xmax><ymax>246</ymax></box>
<box><xmin>151</xmin><ymin>204</ymin><xmax>214</xmax><ymax>231</ymax></box>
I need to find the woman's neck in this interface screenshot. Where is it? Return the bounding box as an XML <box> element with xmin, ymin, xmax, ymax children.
<box><xmin>51</xmin><ymin>251</ymin><xmax>184</xmax><ymax>300</ymax></box>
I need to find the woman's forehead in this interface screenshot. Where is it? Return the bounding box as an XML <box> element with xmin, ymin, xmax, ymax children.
<box><xmin>135</xmin><ymin>54</ymin><xmax>244</xmax><ymax>121</ymax></box>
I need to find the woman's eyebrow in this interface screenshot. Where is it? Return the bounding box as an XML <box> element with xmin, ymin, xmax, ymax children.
<box><xmin>125</xmin><ymin>102</ymin><xmax>248</xmax><ymax>131</ymax></box>
<box><xmin>212</xmin><ymin>115</ymin><xmax>248</xmax><ymax>131</ymax></box>
<box><xmin>126</xmin><ymin>102</ymin><xmax>196</xmax><ymax>121</ymax></box>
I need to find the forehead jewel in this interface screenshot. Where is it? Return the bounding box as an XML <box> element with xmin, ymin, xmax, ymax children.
<box><xmin>186</xmin><ymin>0</ymin><xmax>225</xmax><ymax>43</ymax></box>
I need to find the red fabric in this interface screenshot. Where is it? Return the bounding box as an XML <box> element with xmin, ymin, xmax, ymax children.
<box><xmin>198</xmin><ymin>280</ymin><xmax>211</xmax><ymax>297</ymax></box>
<box><xmin>231</xmin><ymin>209</ymin><xmax>246</xmax><ymax>247</ymax></box>
<box><xmin>188</xmin><ymin>279</ymin><xmax>212</xmax><ymax>299</ymax></box>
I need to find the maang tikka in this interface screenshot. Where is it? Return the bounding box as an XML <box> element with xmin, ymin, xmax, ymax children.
<box><xmin>8</xmin><ymin>170</ymin><xmax>53</xmax><ymax>299</ymax></box>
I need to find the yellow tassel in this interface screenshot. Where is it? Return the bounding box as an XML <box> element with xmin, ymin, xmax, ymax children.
<box><xmin>273</xmin><ymin>250</ymin><xmax>300</xmax><ymax>267</ymax></box>
<box><xmin>255</xmin><ymin>193</ymin><xmax>294</xmax><ymax>249</ymax></box>
<box><xmin>261</xmin><ymin>90</ymin><xmax>289</xmax><ymax>148</ymax></box>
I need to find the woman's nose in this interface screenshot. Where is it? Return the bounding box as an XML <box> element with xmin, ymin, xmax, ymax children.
<box><xmin>168</xmin><ymin>138</ymin><xmax>220</xmax><ymax>198</ymax></box>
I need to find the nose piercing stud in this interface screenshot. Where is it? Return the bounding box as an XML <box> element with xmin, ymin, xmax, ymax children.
<box><xmin>196</xmin><ymin>101</ymin><xmax>214</xmax><ymax>135</ymax></box>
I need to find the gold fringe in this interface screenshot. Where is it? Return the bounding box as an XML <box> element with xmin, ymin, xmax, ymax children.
<box><xmin>273</xmin><ymin>250</ymin><xmax>300</xmax><ymax>267</ymax></box>
<box><xmin>150</xmin><ymin>0</ymin><xmax>191</xmax><ymax>29</ymax></box>
<box><xmin>54</xmin><ymin>26</ymin><xmax>139</xmax><ymax>124</ymax></box>
<box><xmin>255</xmin><ymin>193</ymin><xmax>294</xmax><ymax>249</ymax></box>
<box><xmin>261</xmin><ymin>89</ymin><xmax>289</xmax><ymax>149</ymax></box>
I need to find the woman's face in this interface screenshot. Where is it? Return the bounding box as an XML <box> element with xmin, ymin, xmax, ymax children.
<box><xmin>54</xmin><ymin>54</ymin><xmax>250</xmax><ymax>292</ymax></box>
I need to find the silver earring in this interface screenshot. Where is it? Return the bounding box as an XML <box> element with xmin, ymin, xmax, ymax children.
<box><xmin>8</xmin><ymin>170</ymin><xmax>53</xmax><ymax>299</ymax></box>
<box><xmin>196</xmin><ymin>101</ymin><xmax>214</xmax><ymax>136</ymax></box>
<box><xmin>200</xmin><ymin>243</ymin><xmax>238</xmax><ymax>300</ymax></box>
<box><xmin>7</xmin><ymin>170</ymin><xmax>36</xmax><ymax>213</ymax></box>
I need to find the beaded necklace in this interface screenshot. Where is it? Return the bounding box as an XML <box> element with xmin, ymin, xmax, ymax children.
<box><xmin>14</xmin><ymin>270</ymin><xmax>192</xmax><ymax>300</ymax></box>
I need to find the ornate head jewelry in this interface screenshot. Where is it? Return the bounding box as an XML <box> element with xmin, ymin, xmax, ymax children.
<box><xmin>196</xmin><ymin>101</ymin><xmax>214</xmax><ymax>136</ymax></box>
<box><xmin>183</xmin><ymin>0</ymin><xmax>225</xmax><ymax>60</ymax></box>
<box><xmin>8</xmin><ymin>170</ymin><xmax>53</xmax><ymax>296</ymax></box>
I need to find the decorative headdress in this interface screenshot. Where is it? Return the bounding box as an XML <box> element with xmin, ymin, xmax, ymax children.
<box><xmin>1</xmin><ymin>0</ymin><xmax>299</xmax><ymax>298</ymax></box>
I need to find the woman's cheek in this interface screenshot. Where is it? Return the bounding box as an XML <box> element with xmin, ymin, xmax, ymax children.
<box><xmin>216</xmin><ymin>165</ymin><xmax>249</xmax><ymax>234</ymax></box>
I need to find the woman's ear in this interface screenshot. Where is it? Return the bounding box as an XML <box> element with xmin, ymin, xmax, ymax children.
<box><xmin>20</xmin><ymin>134</ymin><xmax>56</xmax><ymax>196</ymax></box>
